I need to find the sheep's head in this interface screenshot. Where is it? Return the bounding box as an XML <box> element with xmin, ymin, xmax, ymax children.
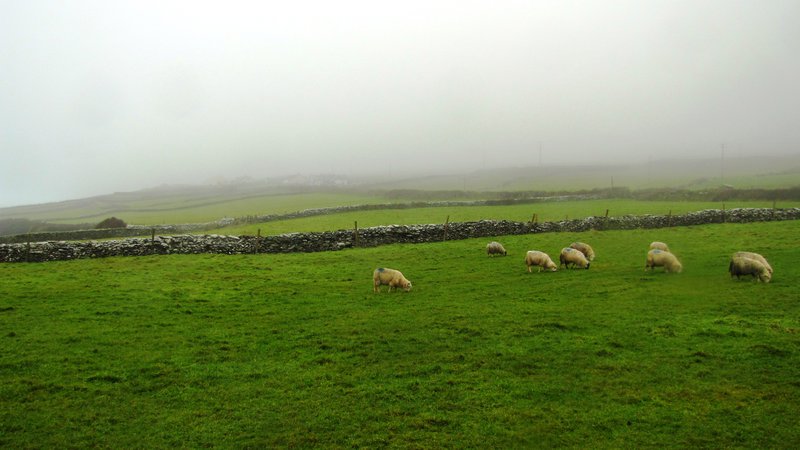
<box><xmin>403</xmin><ymin>281</ymin><xmax>412</xmax><ymax>291</ymax></box>
<box><xmin>759</xmin><ymin>270</ymin><xmax>771</xmax><ymax>283</ymax></box>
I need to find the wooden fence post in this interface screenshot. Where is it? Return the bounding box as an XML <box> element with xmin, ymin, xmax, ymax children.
<box><xmin>151</xmin><ymin>228</ymin><xmax>156</xmax><ymax>254</ymax></box>
<box><xmin>354</xmin><ymin>221</ymin><xmax>359</xmax><ymax>247</ymax></box>
<box><xmin>443</xmin><ymin>215</ymin><xmax>450</xmax><ymax>241</ymax></box>
<box><xmin>604</xmin><ymin>209</ymin><xmax>610</xmax><ymax>230</ymax></box>
<box><xmin>25</xmin><ymin>238</ymin><xmax>30</xmax><ymax>263</ymax></box>
<box><xmin>255</xmin><ymin>228</ymin><xmax>261</xmax><ymax>254</ymax></box>
<box><xmin>722</xmin><ymin>203</ymin><xmax>726</xmax><ymax>223</ymax></box>
<box><xmin>667</xmin><ymin>210</ymin><xmax>672</xmax><ymax>227</ymax></box>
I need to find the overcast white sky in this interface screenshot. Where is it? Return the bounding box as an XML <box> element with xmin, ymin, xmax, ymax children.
<box><xmin>1</xmin><ymin>0</ymin><xmax>799</xmax><ymax>206</ymax></box>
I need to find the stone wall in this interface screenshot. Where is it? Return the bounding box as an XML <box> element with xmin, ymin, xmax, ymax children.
<box><xmin>0</xmin><ymin>222</ymin><xmax>217</xmax><ymax>245</ymax></box>
<box><xmin>0</xmin><ymin>195</ymin><xmax>598</xmax><ymax>244</ymax></box>
<box><xmin>1</xmin><ymin>208</ymin><xmax>797</xmax><ymax>263</ymax></box>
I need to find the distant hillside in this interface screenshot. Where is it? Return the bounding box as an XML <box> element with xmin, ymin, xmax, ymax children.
<box><xmin>1</xmin><ymin>154</ymin><xmax>798</xmax><ymax>231</ymax></box>
<box><xmin>373</xmin><ymin>154</ymin><xmax>800</xmax><ymax>192</ymax></box>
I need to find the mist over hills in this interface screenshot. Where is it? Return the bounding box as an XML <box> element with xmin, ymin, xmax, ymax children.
<box><xmin>1</xmin><ymin>154</ymin><xmax>798</xmax><ymax>227</ymax></box>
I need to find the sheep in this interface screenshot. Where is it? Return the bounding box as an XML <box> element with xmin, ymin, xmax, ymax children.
<box><xmin>525</xmin><ymin>250</ymin><xmax>558</xmax><ymax>273</ymax></box>
<box><xmin>649</xmin><ymin>241</ymin><xmax>671</xmax><ymax>253</ymax></box>
<box><xmin>373</xmin><ymin>267</ymin><xmax>412</xmax><ymax>293</ymax></box>
<box><xmin>729</xmin><ymin>256</ymin><xmax>771</xmax><ymax>283</ymax></box>
<box><xmin>569</xmin><ymin>242</ymin><xmax>595</xmax><ymax>261</ymax></box>
<box><xmin>486</xmin><ymin>241</ymin><xmax>507</xmax><ymax>257</ymax></box>
<box><xmin>560</xmin><ymin>247</ymin><xmax>590</xmax><ymax>269</ymax></box>
<box><xmin>645</xmin><ymin>249</ymin><xmax>682</xmax><ymax>273</ymax></box>
<box><xmin>733</xmin><ymin>251</ymin><xmax>772</xmax><ymax>275</ymax></box>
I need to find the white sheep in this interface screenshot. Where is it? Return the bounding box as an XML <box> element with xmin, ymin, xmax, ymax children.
<box><xmin>732</xmin><ymin>251</ymin><xmax>772</xmax><ymax>275</ymax></box>
<box><xmin>645</xmin><ymin>249</ymin><xmax>682</xmax><ymax>273</ymax></box>
<box><xmin>569</xmin><ymin>242</ymin><xmax>595</xmax><ymax>261</ymax></box>
<box><xmin>525</xmin><ymin>250</ymin><xmax>558</xmax><ymax>273</ymax></box>
<box><xmin>373</xmin><ymin>267</ymin><xmax>412</xmax><ymax>293</ymax></box>
<box><xmin>560</xmin><ymin>247</ymin><xmax>590</xmax><ymax>269</ymax></box>
<box><xmin>729</xmin><ymin>256</ymin><xmax>771</xmax><ymax>283</ymax></box>
<box><xmin>649</xmin><ymin>241</ymin><xmax>671</xmax><ymax>253</ymax></box>
<box><xmin>486</xmin><ymin>241</ymin><xmax>507</xmax><ymax>257</ymax></box>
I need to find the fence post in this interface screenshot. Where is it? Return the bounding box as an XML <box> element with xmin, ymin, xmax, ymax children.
<box><xmin>151</xmin><ymin>228</ymin><xmax>156</xmax><ymax>254</ymax></box>
<box><xmin>443</xmin><ymin>215</ymin><xmax>450</xmax><ymax>241</ymax></box>
<box><xmin>667</xmin><ymin>210</ymin><xmax>672</xmax><ymax>227</ymax></box>
<box><xmin>354</xmin><ymin>221</ymin><xmax>359</xmax><ymax>247</ymax></box>
<box><xmin>25</xmin><ymin>238</ymin><xmax>30</xmax><ymax>263</ymax></box>
<box><xmin>722</xmin><ymin>203</ymin><xmax>726</xmax><ymax>223</ymax></box>
<box><xmin>604</xmin><ymin>209</ymin><xmax>610</xmax><ymax>229</ymax></box>
<box><xmin>255</xmin><ymin>228</ymin><xmax>261</xmax><ymax>254</ymax></box>
<box><xmin>772</xmin><ymin>199</ymin><xmax>776</xmax><ymax>220</ymax></box>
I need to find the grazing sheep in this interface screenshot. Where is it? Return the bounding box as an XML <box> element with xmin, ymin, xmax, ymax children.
<box><xmin>729</xmin><ymin>256</ymin><xmax>771</xmax><ymax>283</ymax></box>
<box><xmin>486</xmin><ymin>241</ymin><xmax>508</xmax><ymax>257</ymax></box>
<box><xmin>649</xmin><ymin>241</ymin><xmax>671</xmax><ymax>253</ymax></box>
<box><xmin>560</xmin><ymin>247</ymin><xmax>590</xmax><ymax>269</ymax></box>
<box><xmin>733</xmin><ymin>251</ymin><xmax>772</xmax><ymax>275</ymax></box>
<box><xmin>525</xmin><ymin>250</ymin><xmax>558</xmax><ymax>273</ymax></box>
<box><xmin>569</xmin><ymin>242</ymin><xmax>595</xmax><ymax>261</ymax></box>
<box><xmin>373</xmin><ymin>268</ymin><xmax>412</xmax><ymax>293</ymax></box>
<box><xmin>645</xmin><ymin>249</ymin><xmax>682</xmax><ymax>273</ymax></box>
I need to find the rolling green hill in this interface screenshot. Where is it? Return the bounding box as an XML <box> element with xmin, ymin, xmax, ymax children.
<box><xmin>2</xmin><ymin>154</ymin><xmax>798</xmax><ymax>230</ymax></box>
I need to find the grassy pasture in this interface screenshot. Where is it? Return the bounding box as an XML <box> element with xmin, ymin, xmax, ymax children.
<box><xmin>102</xmin><ymin>192</ymin><xmax>385</xmax><ymax>226</ymax></box>
<box><xmin>0</xmin><ymin>192</ymin><xmax>383</xmax><ymax>225</ymax></box>
<box><xmin>214</xmin><ymin>198</ymin><xmax>800</xmax><ymax>236</ymax></box>
<box><xmin>1</xmin><ymin>220</ymin><xmax>799</xmax><ymax>447</ymax></box>
<box><xmin>362</xmin><ymin>156</ymin><xmax>800</xmax><ymax>192</ymax></box>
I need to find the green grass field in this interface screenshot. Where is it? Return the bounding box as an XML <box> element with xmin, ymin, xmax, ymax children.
<box><xmin>213</xmin><ymin>198</ymin><xmax>800</xmax><ymax>236</ymax></box>
<box><xmin>2</xmin><ymin>220</ymin><xmax>799</xmax><ymax>447</ymax></box>
<box><xmin>8</xmin><ymin>192</ymin><xmax>383</xmax><ymax>225</ymax></box>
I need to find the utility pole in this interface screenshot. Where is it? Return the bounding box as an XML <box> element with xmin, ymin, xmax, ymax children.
<box><xmin>720</xmin><ymin>143</ymin><xmax>726</xmax><ymax>185</ymax></box>
<box><xmin>538</xmin><ymin>142</ymin><xmax>543</xmax><ymax>166</ymax></box>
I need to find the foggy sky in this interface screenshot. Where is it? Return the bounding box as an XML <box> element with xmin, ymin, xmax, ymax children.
<box><xmin>2</xmin><ymin>1</ymin><xmax>799</xmax><ymax>207</ymax></box>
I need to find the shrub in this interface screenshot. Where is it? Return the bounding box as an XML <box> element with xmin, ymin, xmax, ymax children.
<box><xmin>95</xmin><ymin>217</ymin><xmax>127</xmax><ymax>229</ymax></box>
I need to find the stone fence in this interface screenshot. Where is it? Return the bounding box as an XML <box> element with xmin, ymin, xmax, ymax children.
<box><xmin>1</xmin><ymin>207</ymin><xmax>797</xmax><ymax>263</ymax></box>
<box><xmin>0</xmin><ymin>194</ymin><xmax>599</xmax><ymax>244</ymax></box>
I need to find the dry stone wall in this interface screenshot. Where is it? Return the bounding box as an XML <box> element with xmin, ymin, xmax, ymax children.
<box><xmin>1</xmin><ymin>208</ymin><xmax>798</xmax><ymax>263</ymax></box>
<box><xmin>0</xmin><ymin>195</ymin><xmax>596</xmax><ymax>244</ymax></box>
